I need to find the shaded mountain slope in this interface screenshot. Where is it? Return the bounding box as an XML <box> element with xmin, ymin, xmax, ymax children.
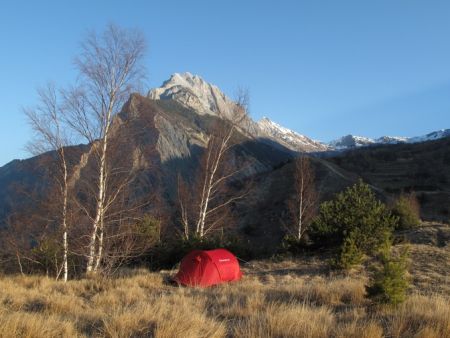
<box><xmin>0</xmin><ymin>94</ymin><xmax>295</xmax><ymax>227</ymax></box>
<box><xmin>328</xmin><ymin>137</ymin><xmax>450</xmax><ymax>221</ymax></box>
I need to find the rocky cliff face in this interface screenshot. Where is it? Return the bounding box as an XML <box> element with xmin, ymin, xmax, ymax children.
<box><xmin>148</xmin><ymin>72</ymin><xmax>329</xmax><ymax>153</ymax></box>
<box><xmin>148</xmin><ymin>72</ymin><xmax>236</xmax><ymax>119</ymax></box>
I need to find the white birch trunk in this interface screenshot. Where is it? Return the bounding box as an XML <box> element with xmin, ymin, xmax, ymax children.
<box><xmin>297</xmin><ymin>175</ymin><xmax>304</xmax><ymax>241</ymax></box>
<box><xmin>198</xmin><ymin>173</ymin><xmax>215</xmax><ymax>238</ymax></box>
<box><xmin>86</xmin><ymin>135</ymin><xmax>108</xmax><ymax>273</ymax></box>
<box><xmin>94</xmin><ymin>219</ymin><xmax>104</xmax><ymax>272</ymax></box>
<box><xmin>61</xmin><ymin>148</ymin><xmax>69</xmax><ymax>282</ymax></box>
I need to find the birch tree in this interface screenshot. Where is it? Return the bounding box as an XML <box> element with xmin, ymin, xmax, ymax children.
<box><xmin>24</xmin><ymin>84</ymin><xmax>71</xmax><ymax>282</ymax></box>
<box><xmin>64</xmin><ymin>24</ymin><xmax>146</xmax><ymax>273</ymax></box>
<box><xmin>287</xmin><ymin>156</ymin><xmax>317</xmax><ymax>241</ymax></box>
<box><xmin>180</xmin><ymin>91</ymin><xmax>250</xmax><ymax>239</ymax></box>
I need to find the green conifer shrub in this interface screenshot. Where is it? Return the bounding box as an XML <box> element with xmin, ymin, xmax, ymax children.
<box><xmin>311</xmin><ymin>180</ymin><xmax>398</xmax><ymax>269</ymax></box>
<box><xmin>367</xmin><ymin>243</ymin><xmax>410</xmax><ymax>305</ymax></box>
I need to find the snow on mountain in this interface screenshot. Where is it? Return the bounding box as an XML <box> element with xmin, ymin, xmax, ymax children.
<box><xmin>149</xmin><ymin>73</ymin><xmax>328</xmax><ymax>153</ymax></box>
<box><xmin>257</xmin><ymin>117</ymin><xmax>329</xmax><ymax>152</ymax></box>
<box><xmin>374</xmin><ymin>136</ymin><xmax>409</xmax><ymax>144</ymax></box>
<box><xmin>329</xmin><ymin>129</ymin><xmax>450</xmax><ymax>150</ymax></box>
<box><xmin>149</xmin><ymin>73</ymin><xmax>450</xmax><ymax>153</ymax></box>
<box><xmin>408</xmin><ymin>129</ymin><xmax>450</xmax><ymax>143</ymax></box>
<box><xmin>329</xmin><ymin>135</ymin><xmax>376</xmax><ymax>150</ymax></box>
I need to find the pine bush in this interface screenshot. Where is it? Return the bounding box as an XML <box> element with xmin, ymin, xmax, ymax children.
<box><xmin>367</xmin><ymin>244</ymin><xmax>409</xmax><ymax>305</ymax></box>
<box><xmin>311</xmin><ymin>180</ymin><xmax>398</xmax><ymax>269</ymax></box>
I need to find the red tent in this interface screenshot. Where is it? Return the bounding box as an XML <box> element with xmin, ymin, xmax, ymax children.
<box><xmin>174</xmin><ymin>249</ymin><xmax>243</xmax><ymax>287</ymax></box>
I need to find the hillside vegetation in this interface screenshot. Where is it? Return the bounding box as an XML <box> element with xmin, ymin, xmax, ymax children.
<box><xmin>0</xmin><ymin>223</ymin><xmax>448</xmax><ymax>338</ymax></box>
<box><xmin>329</xmin><ymin>137</ymin><xmax>450</xmax><ymax>222</ymax></box>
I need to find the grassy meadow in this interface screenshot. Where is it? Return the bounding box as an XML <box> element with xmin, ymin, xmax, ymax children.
<box><xmin>0</xmin><ymin>223</ymin><xmax>448</xmax><ymax>338</ymax></box>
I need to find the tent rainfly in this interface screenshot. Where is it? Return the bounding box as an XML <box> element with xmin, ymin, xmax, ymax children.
<box><xmin>174</xmin><ymin>249</ymin><xmax>243</xmax><ymax>287</ymax></box>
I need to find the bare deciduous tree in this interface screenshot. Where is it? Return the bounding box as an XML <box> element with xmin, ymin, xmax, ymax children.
<box><xmin>63</xmin><ymin>24</ymin><xmax>147</xmax><ymax>273</ymax></box>
<box><xmin>24</xmin><ymin>84</ymin><xmax>71</xmax><ymax>282</ymax></box>
<box><xmin>287</xmin><ymin>156</ymin><xmax>317</xmax><ymax>241</ymax></box>
<box><xmin>178</xmin><ymin>91</ymin><xmax>251</xmax><ymax>239</ymax></box>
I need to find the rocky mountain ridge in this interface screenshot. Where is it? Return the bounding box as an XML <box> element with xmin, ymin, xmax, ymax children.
<box><xmin>329</xmin><ymin>129</ymin><xmax>450</xmax><ymax>150</ymax></box>
<box><xmin>148</xmin><ymin>72</ymin><xmax>450</xmax><ymax>153</ymax></box>
<box><xmin>148</xmin><ymin>72</ymin><xmax>329</xmax><ymax>153</ymax></box>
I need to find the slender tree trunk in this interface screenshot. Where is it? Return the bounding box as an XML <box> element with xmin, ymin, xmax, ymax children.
<box><xmin>86</xmin><ymin>105</ymin><xmax>111</xmax><ymax>273</ymax></box>
<box><xmin>61</xmin><ymin>148</ymin><xmax>69</xmax><ymax>282</ymax></box>
<box><xmin>181</xmin><ymin>208</ymin><xmax>189</xmax><ymax>240</ymax></box>
<box><xmin>182</xmin><ymin>213</ymin><xmax>189</xmax><ymax>240</ymax></box>
<box><xmin>196</xmin><ymin>147</ymin><xmax>212</xmax><ymax>236</ymax></box>
<box><xmin>289</xmin><ymin>156</ymin><xmax>316</xmax><ymax>242</ymax></box>
<box><xmin>16</xmin><ymin>251</ymin><xmax>24</xmax><ymax>276</ymax></box>
<box><xmin>197</xmin><ymin>171</ymin><xmax>216</xmax><ymax>238</ymax></box>
<box><xmin>297</xmin><ymin>176</ymin><xmax>304</xmax><ymax>241</ymax></box>
<box><xmin>86</xmin><ymin>135</ymin><xmax>108</xmax><ymax>272</ymax></box>
<box><xmin>177</xmin><ymin>175</ymin><xmax>190</xmax><ymax>240</ymax></box>
<box><xmin>94</xmin><ymin>222</ymin><xmax>104</xmax><ymax>272</ymax></box>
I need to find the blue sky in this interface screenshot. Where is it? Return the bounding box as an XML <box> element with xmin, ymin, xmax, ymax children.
<box><xmin>1</xmin><ymin>1</ymin><xmax>450</xmax><ymax>166</ymax></box>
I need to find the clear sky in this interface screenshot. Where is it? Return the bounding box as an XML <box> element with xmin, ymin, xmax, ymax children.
<box><xmin>1</xmin><ymin>0</ymin><xmax>450</xmax><ymax>166</ymax></box>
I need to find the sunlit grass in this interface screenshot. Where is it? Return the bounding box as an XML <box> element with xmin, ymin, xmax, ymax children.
<box><xmin>0</xmin><ymin>261</ymin><xmax>448</xmax><ymax>337</ymax></box>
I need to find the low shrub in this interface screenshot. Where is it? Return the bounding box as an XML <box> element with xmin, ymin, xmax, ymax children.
<box><xmin>333</xmin><ymin>233</ymin><xmax>364</xmax><ymax>270</ymax></box>
<box><xmin>391</xmin><ymin>193</ymin><xmax>421</xmax><ymax>230</ymax></box>
<box><xmin>367</xmin><ymin>244</ymin><xmax>410</xmax><ymax>305</ymax></box>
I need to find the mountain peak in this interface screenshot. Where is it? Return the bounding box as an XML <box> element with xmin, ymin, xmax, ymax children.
<box><xmin>148</xmin><ymin>72</ymin><xmax>234</xmax><ymax>118</ymax></box>
<box><xmin>164</xmin><ymin>72</ymin><xmax>209</xmax><ymax>89</ymax></box>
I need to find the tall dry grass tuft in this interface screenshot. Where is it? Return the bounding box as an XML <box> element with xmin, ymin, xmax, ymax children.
<box><xmin>306</xmin><ymin>276</ymin><xmax>367</xmax><ymax>306</ymax></box>
<box><xmin>0</xmin><ymin>309</ymin><xmax>81</xmax><ymax>338</ymax></box>
<box><xmin>333</xmin><ymin>319</ymin><xmax>384</xmax><ymax>338</ymax></box>
<box><xmin>233</xmin><ymin>301</ymin><xmax>334</xmax><ymax>338</ymax></box>
<box><xmin>384</xmin><ymin>294</ymin><xmax>450</xmax><ymax>338</ymax></box>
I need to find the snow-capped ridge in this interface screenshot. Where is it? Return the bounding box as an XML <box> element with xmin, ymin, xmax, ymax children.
<box><xmin>329</xmin><ymin>129</ymin><xmax>450</xmax><ymax>150</ymax></box>
<box><xmin>374</xmin><ymin>136</ymin><xmax>408</xmax><ymax>144</ymax></box>
<box><xmin>149</xmin><ymin>73</ymin><xmax>450</xmax><ymax>153</ymax></box>
<box><xmin>408</xmin><ymin>129</ymin><xmax>450</xmax><ymax>143</ymax></box>
<box><xmin>149</xmin><ymin>73</ymin><xmax>329</xmax><ymax>153</ymax></box>
<box><xmin>257</xmin><ymin>117</ymin><xmax>329</xmax><ymax>151</ymax></box>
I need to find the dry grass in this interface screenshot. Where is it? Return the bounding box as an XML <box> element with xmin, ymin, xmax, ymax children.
<box><xmin>0</xmin><ymin>266</ymin><xmax>448</xmax><ymax>338</ymax></box>
<box><xmin>0</xmin><ymin>224</ymin><xmax>448</xmax><ymax>337</ymax></box>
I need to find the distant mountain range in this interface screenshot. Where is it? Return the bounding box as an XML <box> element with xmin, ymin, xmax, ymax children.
<box><xmin>149</xmin><ymin>72</ymin><xmax>449</xmax><ymax>152</ymax></box>
<box><xmin>329</xmin><ymin>130</ymin><xmax>450</xmax><ymax>150</ymax></box>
